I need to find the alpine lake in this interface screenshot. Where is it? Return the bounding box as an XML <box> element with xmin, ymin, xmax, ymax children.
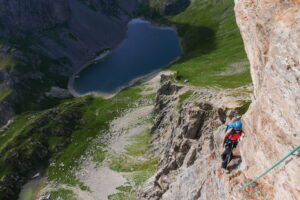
<box><xmin>74</xmin><ymin>18</ymin><xmax>182</xmax><ymax>95</ymax></box>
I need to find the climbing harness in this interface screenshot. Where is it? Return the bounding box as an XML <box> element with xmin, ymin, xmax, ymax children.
<box><xmin>229</xmin><ymin>145</ymin><xmax>300</xmax><ymax>193</ymax></box>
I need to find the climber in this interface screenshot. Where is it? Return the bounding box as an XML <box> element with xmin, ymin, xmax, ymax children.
<box><xmin>221</xmin><ymin>120</ymin><xmax>243</xmax><ymax>173</ymax></box>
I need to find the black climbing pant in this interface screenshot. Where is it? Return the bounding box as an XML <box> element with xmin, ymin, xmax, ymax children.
<box><xmin>221</xmin><ymin>143</ymin><xmax>234</xmax><ymax>169</ymax></box>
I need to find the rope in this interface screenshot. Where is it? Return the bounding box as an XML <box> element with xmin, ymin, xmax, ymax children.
<box><xmin>229</xmin><ymin>145</ymin><xmax>300</xmax><ymax>193</ymax></box>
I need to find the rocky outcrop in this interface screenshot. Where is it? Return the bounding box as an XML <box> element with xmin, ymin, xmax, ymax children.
<box><xmin>235</xmin><ymin>1</ymin><xmax>300</xmax><ymax>199</ymax></box>
<box><xmin>138</xmin><ymin>80</ymin><xmax>250</xmax><ymax>200</ymax></box>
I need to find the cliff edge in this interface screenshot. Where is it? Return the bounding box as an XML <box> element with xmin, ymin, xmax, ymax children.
<box><xmin>235</xmin><ymin>0</ymin><xmax>300</xmax><ymax>199</ymax></box>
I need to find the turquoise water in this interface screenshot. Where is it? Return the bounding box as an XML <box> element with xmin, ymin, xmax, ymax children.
<box><xmin>74</xmin><ymin>18</ymin><xmax>182</xmax><ymax>94</ymax></box>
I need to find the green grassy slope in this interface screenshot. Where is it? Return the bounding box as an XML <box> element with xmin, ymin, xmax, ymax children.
<box><xmin>153</xmin><ymin>0</ymin><xmax>251</xmax><ymax>88</ymax></box>
<box><xmin>47</xmin><ymin>88</ymin><xmax>144</xmax><ymax>186</ymax></box>
<box><xmin>108</xmin><ymin>129</ymin><xmax>158</xmax><ymax>200</ymax></box>
<box><xmin>0</xmin><ymin>96</ymin><xmax>91</xmax><ymax>199</ymax></box>
<box><xmin>0</xmin><ymin>87</ymin><xmax>154</xmax><ymax>199</ymax></box>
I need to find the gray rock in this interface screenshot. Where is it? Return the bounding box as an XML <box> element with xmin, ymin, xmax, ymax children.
<box><xmin>138</xmin><ymin>80</ymin><xmax>241</xmax><ymax>200</ymax></box>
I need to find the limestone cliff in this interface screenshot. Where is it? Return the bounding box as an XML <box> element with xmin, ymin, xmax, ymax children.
<box><xmin>235</xmin><ymin>0</ymin><xmax>300</xmax><ymax>199</ymax></box>
<box><xmin>138</xmin><ymin>77</ymin><xmax>254</xmax><ymax>200</ymax></box>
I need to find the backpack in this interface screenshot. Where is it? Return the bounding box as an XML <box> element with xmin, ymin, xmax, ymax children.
<box><xmin>225</xmin><ymin>123</ymin><xmax>234</xmax><ymax>132</ymax></box>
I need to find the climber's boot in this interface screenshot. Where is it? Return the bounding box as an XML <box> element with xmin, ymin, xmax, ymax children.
<box><xmin>222</xmin><ymin>168</ymin><xmax>230</xmax><ymax>174</ymax></box>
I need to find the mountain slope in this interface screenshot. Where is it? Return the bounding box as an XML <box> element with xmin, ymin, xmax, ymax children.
<box><xmin>0</xmin><ymin>0</ymin><xmax>138</xmax><ymax>125</ymax></box>
<box><xmin>164</xmin><ymin>0</ymin><xmax>252</xmax><ymax>88</ymax></box>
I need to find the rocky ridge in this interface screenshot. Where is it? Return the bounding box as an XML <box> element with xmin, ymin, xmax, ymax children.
<box><xmin>138</xmin><ymin>75</ymin><xmax>256</xmax><ymax>200</ymax></box>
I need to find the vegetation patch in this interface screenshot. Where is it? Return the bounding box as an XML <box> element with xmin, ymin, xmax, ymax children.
<box><xmin>0</xmin><ymin>89</ymin><xmax>12</xmax><ymax>102</ymax></box>
<box><xmin>92</xmin><ymin>147</ymin><xmax>107</xmax><ymax>166</ymax></box>
<box><xmin>47</xmin><ymin>136</ymin><xmax>68</xmax><ymax>152</ymax></box>
<box><xmin>107</xmin><ymin>167</ymin><xmax>157</xmax><ymax>200</ymax></box>
<box><xmin>109</xmin><ymin>154</ymin><xmax>157</xmax><ymax>173</ymax></box>
<box><xmin>0</xmin><ymin>87</ymin><xmax>143</xmax><ymax>197</ymax></box>
<box><xmin>0</xmin><ymin>96</ymin><xmax>91</xmax><ymax>189</ymax></box>
<box><xmin>236</xmin><ymin>100</ymin><xmax>251</xmax><ymax>115</ymax></box>
<box><xmin>109</xmin><ymin>129</ymin><xmax>157</xmax><ymax>173</ymax></box>
<box><xmin>108</xmin><ymin>128</ymin><xmax>157</xmax><ymax>200</ymax></box>
<box><xmin>177</xmin><ymin>90</ymin><xmax>193</xmax><ymax>109</ymax></box>
<box><xmin>128</xmin><ymin>167</ymin><xmax>157</xmax><ymax>187</ymax></box>
<box><xmin>48</xmin><ymin>88</ymin><xmax>142</xmax><ymax>186</ymax></box>
<box><xmin>125</xmin><ymin>130</ymin><xmax>152</xmax><ymax>157</ymax></box>
<box><xmin>48</xmin><ymin>189</ymin><xmax>76</xmax><ymax>200</ymax></box>
<box><xmin>116</xmin><ymin>185</ymin><xmax>132</xmax><ymax>192</ymax></box>
<box><xmin>141</xmin><ymin>0</ymin><xmax>252</xmax><ymax>88</ymax></box>
<box><xmin>0</xmin><ymin>53</ymin><xmax>16</xmax><ymax>70</ymax></box>
<box><xmin>108</xmin><ymin>192</ymin><xmax>131</xmax><ymax>200</ymax></box>
<box><xmin>167</xmin><ymin>0</ymin><xmax>251</xmax><ymax>88</ymax></box>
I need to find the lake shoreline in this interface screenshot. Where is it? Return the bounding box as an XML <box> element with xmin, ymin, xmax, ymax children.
<box><xmin>68</xmin><ymin>18</ymin><xmax>183</xmax><ymax>98</ymax></box>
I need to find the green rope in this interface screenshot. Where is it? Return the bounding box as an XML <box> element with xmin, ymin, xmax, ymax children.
<box><xmin>229</xmin><ymin>145</ymin><xmax>300</xmax><ymax>193</ymax></box>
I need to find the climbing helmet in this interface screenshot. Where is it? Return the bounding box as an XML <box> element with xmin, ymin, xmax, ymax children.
<box><xmin>233</xmin><ymin>120</ymin><xmax>242</xmax><ymax>130</ymax></box>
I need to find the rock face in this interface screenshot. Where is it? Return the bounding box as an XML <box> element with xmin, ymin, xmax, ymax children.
<box><xmin>235</xmin><ymin>0</ymin><xmax>300</xmax><ymax>199</ymax></box>
<box><xmin>139</xmin><ymin>79</ymin><xmax>250</xmax><ymax>200</ymax></box>
<box><xmin>139</xmin><ymin>70</ymin><xmax>299</xmax><ymax>199</ymax></box>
